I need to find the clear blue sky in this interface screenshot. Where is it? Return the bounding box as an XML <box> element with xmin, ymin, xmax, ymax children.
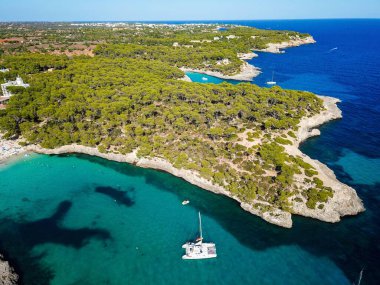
<box><xmin>1</xmin><ymin>0</ymin><xmax>379</xmax><ymax>21</ymax></box>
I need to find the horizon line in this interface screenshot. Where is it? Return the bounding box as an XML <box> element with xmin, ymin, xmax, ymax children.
<box><xmin>0</xmin><ymin>17</ymin><xmax>379</xmax><ymax>23</ymax></box>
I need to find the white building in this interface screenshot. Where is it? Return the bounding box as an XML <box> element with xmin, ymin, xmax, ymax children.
<box><xmin>1</xmin><ymin>76</ymin><xmax>30</xmax><ymax>98</ymax></box>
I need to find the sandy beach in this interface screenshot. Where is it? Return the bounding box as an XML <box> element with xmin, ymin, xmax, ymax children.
<box><xmin>0</xmin><ymin>135</ymin><xmax>27</xmax><ymax>165</ymax></box>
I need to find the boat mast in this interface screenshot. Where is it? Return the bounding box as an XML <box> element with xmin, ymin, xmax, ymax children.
<box><xmin>199</xmin><ymin>212</ymin><xmax>203</xmax><ymax>240</ymax></box>
<box><xmin>357</xmin><ymin>268</ymin><xmax>364</xmax><ymax>285</ymax></box>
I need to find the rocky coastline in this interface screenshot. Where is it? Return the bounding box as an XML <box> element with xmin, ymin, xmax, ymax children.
<box><xmin>284</xmin><ymin>96</ymin><xmax>365</xmax><ymax>223</ymax></box>
<box><xmin>237</xmin><ymin>52</ymin><xmax>258</xmax><ymax>60</ymax></box>
<box><xmin>258</xmin><ymin>36</ymin><xmax>316</xmax><ymax>54</ymax></box>
<box><xmin>0</xmin><ymin>255</ymin><xmax>18</xmax><ymax>285</ymax></box>
<box><xmin>0</xmin><ymin>36</ymin><xmax>363</xmax><ymax>229</ymax></box>
<box><xmin>17</xmin><ymin>96</ymin><xmax>364</xmax><ymax>228</ymax></box>
<box><xmin>180</xmin><ymin>37</ymin><xmax>315</xmax><ymax>82</ymax></box>
<box><xmin>24</xmin><ymin>144</ymin><xmax>293</xmax><ymax>227</ymax></box>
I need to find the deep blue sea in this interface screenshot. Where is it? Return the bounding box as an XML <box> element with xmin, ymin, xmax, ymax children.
<box><xmin>0</xmin><ymin>19</ymin><xmax>379</xmax><ymax>285</ymax></box>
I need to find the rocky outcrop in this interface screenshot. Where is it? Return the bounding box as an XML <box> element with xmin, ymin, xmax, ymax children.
<box><xmin>237</xmin><ymin>52</ymin><xmax>258</xmax><ymax>60</ymax></box>
<box><xmin>284</xmin><ymin>96</ymin><xmax>365</xmax><ymax>223</ymax></box>
<box><xmin>241</xmin><ymin>202</ymin><xmax>292</xmax><ymax>228</ymax></box>
<box><xmin>259</xmin><ymin>36</ymin><xmax>316</xmax><ymax>54</ymax></box>
<box><xmin>0</xmin><ymin>255</ymin><xmax>18</xmax><ymax>285</ymax></box>
<box><xmin>295</xmin><ymin>96</ymin><xmax>342</xmax><ymax>144</ymax></box>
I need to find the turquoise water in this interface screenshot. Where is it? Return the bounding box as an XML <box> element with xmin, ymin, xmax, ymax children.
<box><xmin>0</xmin><ymin>154</ymin><xmax>350</xmax><ymax>285</ymax></box>
<box><xmin>187</xmin><ymin>19</ymin><xmax>380</xmax><ymax>284</ymax></box>
<box><xmin>335</xmin><ymin>149</ymin><xmax>380</xmax><ymax>186</ymax></box>
<box><xmin>185</xmin><ymin>72</ymin><xmax>241</xmax><ymax>85</ymax></box>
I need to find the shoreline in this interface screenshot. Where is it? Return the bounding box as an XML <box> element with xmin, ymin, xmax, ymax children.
<box><xmin>284</xmin><ymin>96</ymin><xmax>364</xmax><ymax>223</ymax></box>
<box><xmin>180</xmin><ymin>37</ymin><xmax>315</xmax><ymax>82</ymax></box>
<box><xmin>0</xmin><ymin>138</ymin><xmax>26</xmax><ymax>165</ymax></box>
<box><xmin>0</xmin><ymin>96</ymin><xmax>365</xmax><ymax>228</ymax></box>
<box><xmin>6</xmin><ymin>96</ymin><xmax>361</xmax><ymax>228</ymax></box>
<box><xmin>180</xmin><ymin>62</ymin><xmax>260</xmax><ymax>82</ymax></box>
<box><xmin>0</xmin><ymin>36</ymin><xmax>361</xmax><ymax>229</ymax></box>
<box><xmin>256</xmin><ymin>36</ymin><xmax>316</xmax><ymax>54</ymax></box>
<box><xmin>23</xmin><ymin>145</ymin><xmax>292</xmax><ymax>227</ymax></box>
<box><xmin>0</xmin><ymin>254</ymin><xmax>18</xmax><ymax>285</ymax></box>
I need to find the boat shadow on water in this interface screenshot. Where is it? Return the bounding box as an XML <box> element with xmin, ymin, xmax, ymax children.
<box><xmin>73</xmin><ymin>153</ymin><xmax>380</xmax><ymax>285</ymax></box>
<box><xmin>0</xmin><ymin>200</ymin><xmax>112</xmax><ymax>285</ymax></box>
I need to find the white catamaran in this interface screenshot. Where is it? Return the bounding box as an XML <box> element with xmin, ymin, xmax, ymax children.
<box><xmin>182</xmin><ymin>212</ymin><xmax>217</xmax><ymax>259</ymax></box>
<box><xmin>266</xmin><ymin>71</ymin><xmax>276</xmax><ymax>85</ymax></box>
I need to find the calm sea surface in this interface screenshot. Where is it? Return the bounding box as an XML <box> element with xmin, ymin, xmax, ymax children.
<box><xmin>0</xmin><ymin>19</ymin><xmax>379</xmax><ymax>285</ymax></box>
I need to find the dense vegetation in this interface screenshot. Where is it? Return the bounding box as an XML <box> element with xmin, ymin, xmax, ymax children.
<box><xmin>0</xmin><ymin>23</ymin><xmax>331</xmax><ymax>216</ymax></box>
<box><xmin>0</xmin><ymin>23</ymin><xmax>310</xmax><ymax>75</ymax></box>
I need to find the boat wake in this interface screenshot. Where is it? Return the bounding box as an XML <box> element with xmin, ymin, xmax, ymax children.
<box><xmin>328</xmin><ymin>47</ymin><xmax>338</xmax><ymax>53</ymax></box>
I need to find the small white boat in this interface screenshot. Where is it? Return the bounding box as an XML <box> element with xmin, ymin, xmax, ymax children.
<box><xmin>328</xmin><ymin>47</ymin><xmax>338</xmax><ymax>53</ymax></box>
<box><xmin>202</xmin><ymin>77</ymin><xmax>208</xmax><ymax>81</ymax></box>
<box><xmin>182</xmin><ymin>200</ymin><xmax>190</xmax><ymax>205</ymax></box>
<box><xmin>266</xmin><ymin>71</ymin><xmax>276</xmax><ymax>85</ymax></box>
<box><xmin>182</xmin><ymin>212</ymin><xmax>217</xmax><ymax>259</ymax></box>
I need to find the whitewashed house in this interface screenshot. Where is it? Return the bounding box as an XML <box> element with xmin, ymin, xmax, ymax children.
<box><xmin>1</xmin><ymin>76</ymin><xmax>30</xmax><ymax>98</ymax></box>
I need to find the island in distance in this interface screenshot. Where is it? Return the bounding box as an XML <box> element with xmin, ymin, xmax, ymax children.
<box><xmin>0</xmin><ymin>22</ymin><xmax>364</xmax><ymax>228</ymax></box>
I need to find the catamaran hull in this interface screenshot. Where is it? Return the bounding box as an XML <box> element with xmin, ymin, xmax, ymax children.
<box><xmin>182</xmin><ymin>212</ymin><xmax>217</xmax><ymax>260</ymax></box>
<box><xmin>182</xmin><ymin>254</ymin><xmax>217</xmax><ymax>260</ymax></box>
<box><xmin>182</xmin><ymin>242</ymin><xmax>217</xmax><ymax>259</ymax></box>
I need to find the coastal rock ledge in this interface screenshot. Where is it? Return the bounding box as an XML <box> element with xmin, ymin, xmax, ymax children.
<box><xmin>259</xmin><ymin>36</ymin><xmax>316</xmax><ymax>54</ymax></box>
<box><xmin>284</xmin><ymin>96</ymin><xmax>365</xmax><ymax>225</ymax></box>
<box><xmin>0</xmin><ymin>254</ymin><xmax>18</xmax><ymax>285</ymax></box>
<box><xmin>23</xmin><ymin>96</ymin><xmax>364</xmax><ymax>228</ymax></box>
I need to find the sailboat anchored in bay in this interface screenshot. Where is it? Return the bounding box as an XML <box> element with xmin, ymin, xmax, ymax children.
<box><xmin>266</xmin><ymin>71</ymin><xmax>277</xmax><ymax>85</ymax></box>
<box><xmin>182</xmin><ymin>212</ymin><xmax>217</xmax><ymax>259</ymax></box>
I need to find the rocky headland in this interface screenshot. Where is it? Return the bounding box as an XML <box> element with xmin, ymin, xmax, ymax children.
<box><xmin>258</xmin><ymin>36</ymin><xmax>316</xmax><ymax>54</ymax></box>
<box><xmin>18</xmin><ymin>95</ymin><xmax>364</xmax><ymax>228</ymax></box>
<box><xmin>284</xmin><ymin>96</ymin><xmax>365</xmax><ymax>223</ymax></box>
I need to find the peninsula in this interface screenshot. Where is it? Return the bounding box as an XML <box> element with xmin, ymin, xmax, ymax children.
<box><xmin>0</xmin><ymin>23</ymin><xmax>364</xmax><ymax>228</ymax></box>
